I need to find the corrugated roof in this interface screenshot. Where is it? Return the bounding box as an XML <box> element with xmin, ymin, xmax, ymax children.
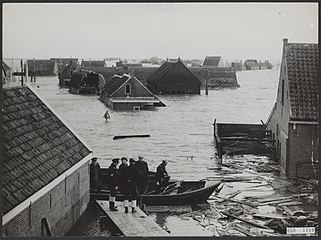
<box><xmin>286</xmin><ymin>43</ymin><xmax>319</xmax><ymax>121</ymax></box>
<box><xmin>203</xmin><ymin>56</ymin><xmax>221</xmax><ymax>67</ymax></box>
<box><xmin>3</xmin><ymin>86</ymin><xmax>92</xmax><ymax>214</ymax></box>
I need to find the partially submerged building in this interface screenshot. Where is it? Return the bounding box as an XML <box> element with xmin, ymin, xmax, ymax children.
<box><xmin>81</xmin><ymin>59</ymin><xmax>107</xmax><ymax>68</ymax></box>
<box><xmin>266</xmin><ymin>39</ymin><xmax>319</xmax><ymax>179</ymax></box>
<box><xmin>69</xmin><ymin>70</ymin><xmax>106</xmax><ymax>94</ymax></box>
<box><xmin>244</xmin><ymin>59</ymin><xmax>260</xmax><ymax>70</ymax></box>
<box><xmin>2</xmin><ymin>86</ymin><xmax>92</xmax><ymax>236</ymax></box>
<box><xmin>203</xmin><ymin>56</ymin><xmax>224</xmax><ymax>67</ymax></box>
<box><xmin>258</xmin><ymin>60</ymin><xmax>273</xmax><ymax>70</ymax></box>
<box><xmin>58</xmin><ymin>64</ymin><xmax>79</xmax><ymax>88</ymax></box>
<box><xmin>27</xmin><ymin>59</ymin><xmax>58</xmax><ymax>76</ymax></box>
<box><xmin>100</xmin><ymin>74</ymin><xmax>165</xmax><ymax>110</ymax></box>
<box><xmin>146</xmin><ymin>59</ymin><xmax>202</xmax><ymax>94</ymax></box>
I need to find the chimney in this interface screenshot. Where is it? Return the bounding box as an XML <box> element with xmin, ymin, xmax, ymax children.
<box><xmin>283</xmin><ymin>38</ymin><xmax>288</xmax><ymax>47</ymax></box>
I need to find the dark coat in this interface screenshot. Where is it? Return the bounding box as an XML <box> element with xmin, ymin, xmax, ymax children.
<box><xmin>90</xmin><ymin>162</ymin><xmax>101</xmax><ymax>187</ymax></box>
<box><xmin>107</xmin><ymin>163</ymin><xmax>119</xmax><ymax>187</ymax></box>
<box><xmin>135</xmin><ymin>160</ymin><xmax>149</xmax><ymax>179</ymax></box>
<box><xmin>155</xmin><ymin>164</ymin><xmax>168</xmax><ymax>183</ymax></box>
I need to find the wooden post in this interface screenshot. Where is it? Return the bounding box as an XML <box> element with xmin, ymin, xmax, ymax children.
<box><xmin>205</xmin><ymin>68</ymin><xmax>208</xmax><ymax>95</ymax></box>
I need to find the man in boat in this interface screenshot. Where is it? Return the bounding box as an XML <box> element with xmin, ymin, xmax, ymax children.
<box><xmin>135</xmin><ymin>155</ymin><xmax>149</xmax><ymax>194</ymax></box>
<box><xmin>118</xmin><ymin>157</ymin><xmax>129</xmax><ymax>193</ymax></box>
<box><xmin>107</xmin><ymin>158</ymin><xmax>120</xmax><ymax>211</ymax></box>
<box><xmin>90</xmin><ymin>157</ymin><xmax>101</xmax><ymax>192</ymax></box>
<box><xmin>155</xmin><ymin>160</ymin><xmax>169</xmax><ymax>193</ymax></box>
<box><xmin>122</xmin><ymin>158</ymin><xmax>141</xmax><ymax>213</ymax></box>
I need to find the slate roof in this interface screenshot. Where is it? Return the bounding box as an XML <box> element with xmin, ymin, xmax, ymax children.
<box><xmin>203</xmin><ymin>56</ymin><xmax>221</xmax><ymax>67</ymax></box>
<box><xmin>3</xmin><ymin>86</ymin><xmax>92</xmax><ymax>214</ymax></box>
<box><xmin>286</xmin><ymin>43</ymin><xmax>319</xmax><ymax>121</ymax></box>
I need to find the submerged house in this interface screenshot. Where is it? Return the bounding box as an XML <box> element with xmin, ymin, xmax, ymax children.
<box><xmin>69</xmin><ymin>70</ymin><xmax>106</xmax><ymax>94</ymax></box>
<box><xmin>258</xmin><ymin>60</ymin><xmax>273</xmax><ymax>70</ymax></box>
<box><xmin>2</xmin><ymin>86</ymin><xmax>92</xmax><ymax>236</ymax></box>
<box><xmin>146</xmin><ymin>59</ymin><xmax>201</xmax><ymax>94</ymax></box>
<box><xmin>27</xmin><ymin>59</ymin><xmax>58</xmax><ymax>76</ymax></box>
<box><xmin>266</xmin><ymin>39</ymin><xmax>319</xmax><ymax>179</ymax></box>
<box><xmin>81</xmin><ymin>59</ymin><xmax>107</xmax><ymax>68</ymax></box>
<box><xmin>203</xmin><ymin>56</ymin><xmax>224</xmax><ymax>67</ymax></box>
<box><xmin>244</xmin><ymin>59</ymin><xmax>260</xmax><ymax>70</ymax></box>
<box><xmin>58</xmin><ymin>63</ymin><xmax>79</xmax><ymax>88</ymax></box>
<box><xmin>100</xmin><ymin>74</ymin><xmax>165</xmax><ymax>110</ymax></box>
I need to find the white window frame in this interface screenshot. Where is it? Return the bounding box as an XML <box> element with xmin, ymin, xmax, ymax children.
<box><xmin>125</xmin><ymin>84</ymin><xmax>131</xmax><ymax>95</ymax></box>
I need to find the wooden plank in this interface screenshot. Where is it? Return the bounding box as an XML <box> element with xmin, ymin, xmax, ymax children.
<box><xmin>233</xmin><ymin>224</ymin><xmax>257</xmax><ymax>236</ymax></box>
<box><xmin>221</xmin><ymin>211</ymin><xmax>269</xmax><ymax>229</ymax></box>
<box><xmin>221</xmin><ymin>137</ymin><xmax>275</xmax><ymax>142</ymax></box>
<box><xmin>97</xmin><ymin>200</ymin><xmax>168</xmax><ymax>236</ymax></box>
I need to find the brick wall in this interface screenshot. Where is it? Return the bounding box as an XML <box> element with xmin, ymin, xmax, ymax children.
<box><xmin>266</xmin><ymin>46</ymin><xmax>292</xmax><ymax>175</ymax></box>
<box><xmin>288</xmin><ymin>124</ymin><xmax>318</xmax><ymax>179</ymax></box>
<box><xmin>3</xmin><ymin>161</ymin><xmax>90</xmax><ymax>236</ymax></box>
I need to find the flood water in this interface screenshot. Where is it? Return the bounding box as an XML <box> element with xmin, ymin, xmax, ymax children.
<box><xmin>28</xmin><ymin>69</ymin><xmax>280</xmax><ymax>236</ymax></box>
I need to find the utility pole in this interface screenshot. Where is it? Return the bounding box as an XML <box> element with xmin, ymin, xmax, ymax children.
<box><xmin>205</xmin><ymin>67</ymin><xmax>208</xmax><ymax>95</ymax></box>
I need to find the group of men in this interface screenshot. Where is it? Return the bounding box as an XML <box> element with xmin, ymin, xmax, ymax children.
<box><xmin>90</xmin><ymin>155</ymin><xmax>169</xmax><ymax>213</ymax></box>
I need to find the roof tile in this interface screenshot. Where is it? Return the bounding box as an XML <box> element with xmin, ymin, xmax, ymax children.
<box><xmin>3</xmin><ymin>86</ymin><xmax>91</xmax><ymax>214</ymax></box>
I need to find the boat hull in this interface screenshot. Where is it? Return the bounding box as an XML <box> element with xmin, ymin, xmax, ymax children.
<box><xmin>90</xmin><ymin>181</ymin><xmax>220</xmax><ymax>206</ymax></box>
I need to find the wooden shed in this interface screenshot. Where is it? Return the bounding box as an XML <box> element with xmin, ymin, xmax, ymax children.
<box><xmin>266</xmin><ymin>39</ymin><xmax>319</xmax><ymax>179</ymax></box>
<box><xmin>2</xmin><ymin>86</ymin><xmax>93</xmax><ymax>236</ymax></box>
<box><xmin>146</xmin><ymin>59</ymin><xmax>201</xmax><ymax>94</ymax></box>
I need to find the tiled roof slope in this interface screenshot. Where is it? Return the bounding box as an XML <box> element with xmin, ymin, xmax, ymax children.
<box><xmin>3</xmin><ymin>86</ymin><xmax>92</xmax><ymax>214</ymax></box>
<box><xmin>286</xmin><ymin>43</ymin><xmax>319</xmax><ymax>121</ymax></box>
<box><xmin>203</xmin><ymin>56</ymin><xmax>221</xmax><ymax>67</ymax></box>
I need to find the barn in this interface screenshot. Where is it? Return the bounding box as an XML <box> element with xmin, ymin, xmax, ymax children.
<box><xmin>146</xmin><ymin>59</ymin><xmax>201</xmax><ymax>94</ymax></box>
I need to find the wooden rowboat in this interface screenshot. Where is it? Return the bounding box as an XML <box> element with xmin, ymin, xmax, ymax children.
<box><xmin>90</xmin><ymin>170</ymin><xmax>221</xmax><ymax>206</ymax></box>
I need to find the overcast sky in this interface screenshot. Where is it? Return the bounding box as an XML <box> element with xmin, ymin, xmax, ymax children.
<box><xmin>3</xmin><ymin>3</ymin><xmax>318</xmax><ymax>61</ymax></box>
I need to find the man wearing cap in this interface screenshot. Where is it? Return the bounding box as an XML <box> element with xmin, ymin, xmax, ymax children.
<box><xmin>122</xmin><ymin>158</ymin><xmax>141</xmax><ymax>213</ymax></box>
<box><xmin>118</xmin><ymin>157</ymin><xmax>129</xmax><ymax>193</ymax></box>
<box><xmin>155</xmin><ymin>160</ymin><xmax>169</xmax><ymax>193</ymax></box>
<box><xmin>90</xmin><ymin>157</ymin><xmax>101</xmax><ymax>192</ymax></box>
<box><xmin>135</xmin><ymin>155</ymin><xmax>149</xmax><ymax>194</ymax></box>
<box><xmin>107</xmin><ymin>158</ymin><xmax>120</xmax><ymax>211</ymax></box>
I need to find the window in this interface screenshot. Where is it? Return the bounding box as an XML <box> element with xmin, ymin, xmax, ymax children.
<box><xmin>70</xmin><ymin>71</ymin><xmax>73</xmax><ymax>76</ymax></box>
<box><xmin>281</xmin><ymin>80</ymin><xmax>285</xmax><ymax>105</ymax></box>
<box><xmin>125</xmin><ymin>84</ymin><xmax>131</xmax><ymax>94</ymax></box>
